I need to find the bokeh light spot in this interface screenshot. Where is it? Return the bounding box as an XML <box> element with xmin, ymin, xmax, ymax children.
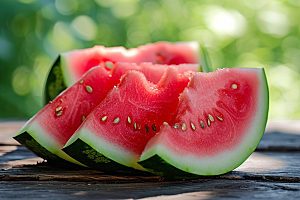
<box><xmin>111</xmin><ymin>2</ymin><xmax>137</xmax><ymax>19</ymax></box>
<box><xmin>55</xmin><ymin>0</ymin><xmax>78</xmax><ymax>15</ymax></box>
<box><xmin>204</xmin><ymin>6</ymin><xmax>247</xmax><ymax>38</ymax></box>
<box><xmin>128</xmin><ymin>31</ymin><xmax>151</xmax><ymax>46</ymax></box>
<box><xmin>53</xmin><ymin>21</ymin><xmax>75</xmax><ymax>48</ymax></box>
<box><xmin>71</xmin><ymin>15</ymin><xmax>97</xmax><ymax>41</ymax></box>
<box><xmin>257</xmin><ymin>11</ymin><xmax>290</xmax><ymax>38</ymax></box>
<box><xmin>12</xmin><ymin>66</ymin><xmax>32</xmax><ymax>96</ymax></box>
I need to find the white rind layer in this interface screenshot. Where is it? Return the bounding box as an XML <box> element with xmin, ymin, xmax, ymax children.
<box><xmin>15</xmin><ymin>118</ymin><xmax>85</xmax><ymax>166</ymax></box>
<box><xmin>65</xmin><ymin>126</ymin><xmax>147</xmax><ymax>171</ymax></box>
<box><xmin>60</xmin><ymin>53</ymin><xmax>76</xmax><ymax>87</ymax></box>
<box><xmin>139</xmin><ymin>68</ymin><xmax>269</xmax><ymax>175</ymax></box>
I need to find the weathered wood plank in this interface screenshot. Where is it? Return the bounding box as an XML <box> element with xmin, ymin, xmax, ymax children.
<box><xmin>0</xmin><ymin>121</ymin><xmax>24</xmax><ymax>145</ymax></box>
<box><xmin>1</xmin><ymin>145</ymin><xmax>300</xmax><ymax>183</ymax></box>
<box><xmin>0</xmin><ymin>180</ymin><xmax>299</xmax><ymax>200</ymax></box>
<box><xmin>257</xmin><ymin>131</ymin><xmax>300</xmax><ymax>151</ymax></box>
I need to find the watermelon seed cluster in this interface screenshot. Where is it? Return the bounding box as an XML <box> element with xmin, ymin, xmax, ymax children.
<box><xmin>55</xmin><ymin>107</ymin><xmax>63</xmax><ymax>117</ymax></box>
<box><xmin>173</xmin><ymin>114</ymin><xmax>224</xmax><ymax>131</ymax></box>
<box><xmin>102</xmin><ymin>115</ymin><xmax>159</xmax><ymax>133</ymax></box>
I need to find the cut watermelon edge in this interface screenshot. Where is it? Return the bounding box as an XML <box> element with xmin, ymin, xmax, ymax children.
<box><xmin>138</xmin><ymin>68</ymin><xmax>269</xmax><ymax>176</ymax></box>
<box><xmin>43</xmin><ymin>41</ymin><xmax>210</xmax><ymax>104</ymax></box>
<box><xmin>14</xmin><ymin>119</ymin><xmax>86</xmax><ymax>166</ymax></box>
<box><xmin>64</xmin><ymin>126</ymin><xmax>147</xmax><ymax>171</ymax></box>
<box><xmin>62</xmin><ymin>137</ymin><xmax>152</xmax><ymax>175</ymax></box>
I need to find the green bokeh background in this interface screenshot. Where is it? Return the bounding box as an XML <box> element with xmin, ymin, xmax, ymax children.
<box><xmin>0</xmin><ymin>0</ymin><xmax>299</xmax><ymax>119</ymax></box>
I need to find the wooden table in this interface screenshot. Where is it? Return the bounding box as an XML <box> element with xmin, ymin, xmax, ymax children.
<box><xmin>1</xmin><ymin>120</ymin><xmax>300</xmax><ymax>199</ymax></box>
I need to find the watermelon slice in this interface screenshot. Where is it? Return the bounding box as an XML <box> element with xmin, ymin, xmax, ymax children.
<box><xmin>138</xmin><ymin>68</ymin><xmax>269</xmax><ymax>179</ymax></box>
<box><xmin>14</xmin><ymin>63</ymin><xmax>197</xmax><ymax>166</ymax></box>
<box><xmin>44</xmin><ymin>41</ymin><xmax>211</xmax><ymax>103</ymax></box>
<box><xmin>62</xmin><ymin>67</ymin><xmax>192</xmax><ymax>173</ymax></box>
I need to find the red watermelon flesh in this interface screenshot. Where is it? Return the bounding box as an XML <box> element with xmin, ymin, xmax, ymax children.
<box><xmin>14</xmin><ymin>63</ymin><xmax>197</xmax><ymax>165</ymax></box>
<box><xmin>14</xmin><ymin>66</ymin><xmax>113</xmax><ymax>165</ymax></box>
<box><xmin>61</xmin><ymin>41</ymin><xmax>200</xmax><ymax>87</ymax></box>
<box><xmin>138</xmin><ymin>68</ymin><xmax>269</xmax><ymax>177</ymax></box>
<box><xmin>63</xmin><ymin>67</ymin><xmax>192</xmax><ymax>171</ymax></box>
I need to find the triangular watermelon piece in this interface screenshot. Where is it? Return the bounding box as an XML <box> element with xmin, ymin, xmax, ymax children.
<box><xmin>45</xmin><ymin>41</ymin><xmax>211</xmax><ymax>103</ymax></box>
<box><xmin>138</xmin><ymin>68</ymin><xmax>269</xmax><ymax>179</ymax></box>
<box><xmin>62</xmin><ymin>67</ymin><xmax>192</xmax><ymax>172</ymax></box>
<box><xmin>14</xmin><ymin>63</ymin><xmax>197</xmax><ymax>166</ymax></box>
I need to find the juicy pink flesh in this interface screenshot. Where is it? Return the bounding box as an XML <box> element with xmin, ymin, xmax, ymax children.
<box><xmin>144</xmin><ymin>68</ymin><xmax>261</xmax><ymax>157</ymax></box>
<box><xmin>82</xmin><ymin>67</ymin><xmax>191</xmax><ymax>156</ymax></box>
<box><xmin>37</xmin><ymin>66</ymin><xmax>114</xmax><ymax>146</ymax></box>
<box><xmin>66</xmin><ymin>42</ymin><xmax>198</xmax><ymax>83</ymax></box>
<box><xmin>35</xmin><ymin>63</ymin><xmax>196</xmax><ymax>147</ymax></box>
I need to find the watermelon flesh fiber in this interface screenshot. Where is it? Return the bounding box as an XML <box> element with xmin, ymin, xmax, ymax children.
<box><xmin>63</xmin><ymin>67</ymin><xmax>192</xmax><ymax>171</ymax></box>
<box><xmin>14</xmin><ymin>63</ymin><xmax>197</xmax><ymax>165</ymax></box>
<box><xmin>138</xmin><ymin>68</ymin><xmax>269</xmax><ymax>177</ymax></box>
<box><xmin>61</xmin><ymin>41</ymin><xmax>201</xmax><ymax>87</ymax></box>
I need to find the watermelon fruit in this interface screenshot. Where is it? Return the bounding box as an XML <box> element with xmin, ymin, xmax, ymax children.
<box><xmin>62</xmin><ymin>67</ymin><xmax>192</xmax><ymax>173</ymax></box>
<box><xmin>14</xmin><ymin>63</ymin><xmax>197</xmax><ymax>166</ymax></box>
<box><xmin>138</xmin><ymin>68</ymin><xmax>269</xmax><ymax>179</ymax></box>
<box><xmin>44</xmin><ymin>41</ymin><xmax>211</xmax><ymax>103</ymax></box>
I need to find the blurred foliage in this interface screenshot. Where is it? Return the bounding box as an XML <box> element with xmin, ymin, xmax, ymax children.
<box><xmin>0</xmin><ymin>0</ymin><xmax>299</xmax><ymax>119</ymax></box>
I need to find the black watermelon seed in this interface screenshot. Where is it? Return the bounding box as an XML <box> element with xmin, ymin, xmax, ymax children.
<box><xmin>145</xmin><ymin>124</ymin><xmax>149</xmax><ymax>132</ymax></box>
<box><xmin>152</xmin><ymin>124</ymin><xmax>156</xmax><ymax>132</ymax></box>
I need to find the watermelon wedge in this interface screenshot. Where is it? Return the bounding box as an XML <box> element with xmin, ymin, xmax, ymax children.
<box><xmin>138</xmin><ymin>68</ymin><xmax>269</xmax><ymax>179</ymax></box>
<box><xmin>62</xmin><ymin>67</ymin><xmax>192</xmax><ymax>172</ymax></box>
<box><xmin>14</xmin><ymin>63</ymin><xmax>197</xmax><ymax>166</ymax></box>
<box><xmin>44</xmin><ymin>41</ymin><xmax>211</xmax><ymax>103</ymax></box>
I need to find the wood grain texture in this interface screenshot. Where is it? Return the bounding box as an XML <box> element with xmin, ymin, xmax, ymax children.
<box><xmin>0</xmin><ymin>180</ymin><xmax>299</xmax><ymax>200</ymax></box>
<box><xmin>0</xmin><ymin>121</ymin><xmax>24</xmax><ymax>145</ymax></box>
<box><xmin>1</xmin><ymin>120</ymin><xmax>300</xmax><ymax>199</ymax></box>
<box><xmin>1</xmin><ymin>146</ymin><xmax>300</xmax><ymax>183</ymax></box>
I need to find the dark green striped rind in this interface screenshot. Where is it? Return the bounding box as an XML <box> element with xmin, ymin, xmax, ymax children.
<box><xmin>138</xmin><ymin>154</ymin><xmax>202</xmax><ymax>180</ymax></box>
<box><xmin>13</xmin><ymin>132</ymin><xmax>76</xmax><ymax>166</ymax></box>
<box><xmin>62</xmin><ymin>138</ymin><xmax>151</xmax><ymax>175</ymax></box>
<box><xmin>43</xmin><ymin>56</ymin><xmax>67</xmax><ymax>105</ymax></box>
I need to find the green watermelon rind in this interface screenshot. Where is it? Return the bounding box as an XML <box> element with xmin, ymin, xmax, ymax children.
<box><xmin>138</xmin><ymin>68</ymin><xmax>269</xmax><ymax>177</ymax></box>
<box><xmin>138</xmin><ymin>154</ymin><xmax>203</xmax><ymax>179</ymax></box>
<box><xmin>64</xmin><ymin>127</ymin><xmax>147</xmax><ymax>172</ymax></box>
<box><xmin>13</xmin><ymin>132</ymin><xmax>73</xmax><ymax>166</ymax></box>
<box><xmin>62</xmin><ymin>138</ymin><xmax>151</xmax><ymax>175</ymax></box>
<box><xmin>43</xmin><ymin>57</ymin><xmax>67</xmax><ymax>104</ymax></box>
<box><xmin>13</xmin><ymin>120</ymin><xmax>85</xmax><ymax>166</ymax></box>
